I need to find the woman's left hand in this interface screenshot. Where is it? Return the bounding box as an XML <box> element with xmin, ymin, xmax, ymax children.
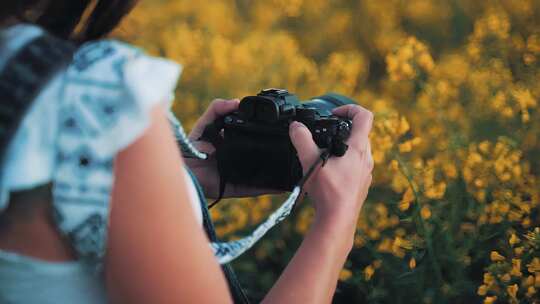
<box><xmin>185</xmin><ymin>98</ymin><xmax>282</xmax><ymax>199</ymax></box>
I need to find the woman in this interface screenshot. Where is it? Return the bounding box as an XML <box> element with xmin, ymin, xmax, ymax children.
<box><xmin>0</xmin><ymin>1</ymin><xmax>374</xmax><ymax>303</ymax></box>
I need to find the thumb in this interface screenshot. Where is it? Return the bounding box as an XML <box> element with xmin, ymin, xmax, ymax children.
<box><xmin>190</xmin><ymin>98</ymin><xmax>240</xmax><ymax>140</ymax></box>
<box><xmin>289</xmin><ymin>121</ymin><xmax>320</xmax><ymax>173</ymax></box>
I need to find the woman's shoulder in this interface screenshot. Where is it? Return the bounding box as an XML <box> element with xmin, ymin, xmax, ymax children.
<box><xmin>58</xmin><ymin>38</ymin><xmax>183</xmax><ymax>157</ymax></box>
<box><xmin>70</xmin><ymin>39</ymin><xmax>148</xmax><ymax>79</ymax></box>
<box><xmin>0</xmin><ymin>24</ymin><xmax>183</xmax><ymax>217</ymax></box>
<box><xmin>67</xmin><ymin>39</ymin><xmax>183</xmax><ymax>111</ymax></box>
<box><xmin>52</xmin><ymin>39</ymin><xmax>184</xmax><ymax>266</ymax></box>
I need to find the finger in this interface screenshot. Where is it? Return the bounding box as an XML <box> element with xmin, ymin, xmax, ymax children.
<box><xmin>366</xmin><ymin>141</ymin><xmax>374</xmax><ymax>172</ymax></box>
<box><xmin>190</xmin><ymin>98</ymin><xmax>240</xmax><ymax>139</ymax></box>
<box><xmin>289</xmin><ymin>121</ymin><xmax>320</xmax><ymax>174</ymax></box>
<box><xmin>204</xmin><ymin>98</ymin><xmax>240</xmax><ymax>121</ymax></box>
<box><xmin>358</xmin><ymin>173</ymin><xmax>373</xmax><ymax>204</ymax></box>
<box><xmin>332</xmin><ymin>104</ymin><xmax>373</xmax><ymax>152</ymax></box>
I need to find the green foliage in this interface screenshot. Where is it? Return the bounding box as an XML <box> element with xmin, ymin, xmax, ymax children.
<box><xmin>117</xmin><ymin>1</ymin><xmax>540</xmax><ymax>303</ymax></box>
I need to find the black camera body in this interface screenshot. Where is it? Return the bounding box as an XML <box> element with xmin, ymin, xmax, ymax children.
<box><xmin>203</xmin><ymin>89</ymin><xmax>354</xmax><ymax>192</ymax></box>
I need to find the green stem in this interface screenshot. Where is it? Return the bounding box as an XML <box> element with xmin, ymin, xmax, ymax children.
<box><xmin>394</xmin><ymin>153</ymin><xmax>445</xmax><ymax>288</ymax></box>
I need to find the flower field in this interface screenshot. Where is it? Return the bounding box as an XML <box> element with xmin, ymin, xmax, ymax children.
<box><xmin>118</xmin><ymin>1</ymin><xmax>539</xmax><ymax>303</ymax></box>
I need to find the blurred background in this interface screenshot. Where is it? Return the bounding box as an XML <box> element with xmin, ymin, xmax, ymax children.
<box><xmin>116</xmin><ymin>1</ymin><xmax>539</xmax><ymax>303</ymax></box>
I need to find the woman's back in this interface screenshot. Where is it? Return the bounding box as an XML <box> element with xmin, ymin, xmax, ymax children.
<box><xmin>0</xmin><ymin>23</ymin><xmax>191</xmax><ymax>303</ymax></box>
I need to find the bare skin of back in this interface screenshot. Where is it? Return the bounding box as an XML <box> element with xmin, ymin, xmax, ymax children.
<box><xmin>0</xmin><ymin>184</ymin><xmax>76</xmax><ymax>261</ymax></box>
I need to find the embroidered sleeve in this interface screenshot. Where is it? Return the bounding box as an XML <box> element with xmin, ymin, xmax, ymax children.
<box><xmin>52</xmin><ymin>40</ymin><xmax>182</xmax><ymax>269</ymax></box>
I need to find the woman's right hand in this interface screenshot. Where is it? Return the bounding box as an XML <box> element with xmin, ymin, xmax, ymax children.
<box><xmin>263</xmin><ymin>107</ymin><xmax>374</xmax><ymax>304</ymax></box>
<box><xmin>289</xmin><ymin>104</ymin><xmax>374</xmax><ymax>234</ymax></box>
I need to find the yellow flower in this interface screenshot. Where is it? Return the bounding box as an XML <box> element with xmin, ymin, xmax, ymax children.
<box><xmin>507</xmin><ymin>284</ymin><xmax>518</xmax><ymax>300</ymax></box>
<box><xmin>295</xmin><ymin>206</ymin><xmax>314</xmax><ymax>234</ymax></box>
<box><xmin>399</xmin><ymin>187</ymin><xmax>415</xmax><ymax>211</ymax></box>
<box><xmin>500</xmin><ymin>273</ymin><xmax>511</xmax><ymax>282</ymax></box>
<box><xmin>526</xmin><ymin>286</ymin><xmax>536</xmax><ymax>298</ymax></box>
<box><xmin>339</xmin><ymin>268</ymin><xmax>353</xmax><ymax>281</ymax></box>
<box><xmin>523</xmin><ymin>53</ymin><xmax>536</xmax><ymax>65</ymax></box>
<box><xmin>527</xmin><ymin>34</ymin><xmax>540</xmax><ymax>52</ymax></box>
<box><xmin>525</xmin><ymin>275</ymin><xmax>535</xmax><ymax>287</ymax></box>
<box><xmin>479</xmin><ymin>141</ymin><xmax>491</xmax><ymax>153</ymax></box>
<box><xmin>510</xmin><ymin>259</ymin><xmax>522</xmax><ymax>277</ymax></box>
<box><xmin>420</xmin><ymin>205</ymin><xmax>431</xmax><ymax>219</ymax></box>
<box><xmin>399</xmin><ymin>117</ymin><xmax>410</xmax><ymax>134</ymax></box>
<box><xmin>443</xmin><ymin>163</ymin><xmax>457</xmax><ymax>179</ymax></box>
<box><xmin>527</xmin><ymin>258</ymin><xmax>540</xmax><ymax>273</ymax></box>
<box><xmin>511</xmin><ymin>87</ymin><xmax>537</xmax><ymax>123</ymax></box>
<box><xmin>386</xmin><ymin>36</ymin><xmax>434</xmax><ymax>81</ymax></box>
<box><xmin>425</xmin><ymin>182</ymin><xmax>446</xmax><ymax>199</ymax></box>
<box><xmin>364</xmin><ymin>265</ymin><xmax>375</xmax><ymax>281</ymax></box>
<box><xmin>490</xmin><ymin>251</ymin><xmax>505</xmax><ymax>262</ymax></box>
<box><xmin>394</xmin><ymin>236</ymin><xmax>413</xmax><ymax>250</ymax></box>
<box><xmin>377</xmin><ymin>237</ymin><xmax>393</xmax><ymax>253</ymax></box>
<box><xmin>398</xmin><ymin>141</ymin><xmax>413</xmax><ymax>153</ymax></box>
<box><xmin>418</xmin><ymin>53</ymin><xmax>435</xmax><ymax>71</ymax></box>
<box><xmin>483</xmin><ymin>296</ymin><xmax>497</xmax><ymax>304</ymax></box>
<box><xmin>509</xmin><ymin>234</ymin><xmax>520</xmax><ymax>246</ymax></box>
<box><xmin>484</xmin><ymin>272</ymin><xmax>496</xmax><ymax>286</ymax></box>
<box><xmin>477</xmin><ymin>284</ymin><xmax>488</xmax><ymax>296</ymax></box>
<box><xmin>408</xmin><ymin>257</ymin><xmax>417</xmax><ymax>269</ymax></box>
<box><xmin>390</xmin><ymin>159</ymin><xmax>399</xmax><ymax>171</ymax></box>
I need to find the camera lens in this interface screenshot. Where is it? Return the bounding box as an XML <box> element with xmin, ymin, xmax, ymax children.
<box><xmin>303</xmin><ymin>93</ymin><xmax>356</xmax><ymax>116</ymax></box>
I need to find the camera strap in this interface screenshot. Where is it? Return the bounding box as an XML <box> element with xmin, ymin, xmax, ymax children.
<box><xmin>169</xmin><ymin>114</ymin><xmax>228</xmax><ymax>206</ymax></box>
<box><xmin>168</xmin><ymin>110</ymin><xmax>210</xmax><ymax>160</ymax></box>
<box><xmin>199</xmin><ymin>119</ymin><xmax>228</xmax><ymax>206</ymax></box>
<box><xmin>0</xmin><ymin>31</ymin><xmax>76</xmax><ymax>169</ymax></box>
<box><xmin>209</xmin><ymin>150</ymin><xmax>329</xmax><ymax>264</ymax></box>
<box><xmin>171</xmin><ymin>116</ymin><xmax>330</xmax><ymax>264</ymax></box>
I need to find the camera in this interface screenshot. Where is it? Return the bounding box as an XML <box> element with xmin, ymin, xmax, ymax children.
<box><xmin>202</xmin><ymin>88</ymin><xmax>355</xmax><ymax>192</ymax></box>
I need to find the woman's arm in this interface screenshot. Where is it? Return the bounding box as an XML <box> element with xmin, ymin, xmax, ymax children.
<box><xmin>105</xmin><ymin>104</ymin><xmax>232</xmax><ymax>303</ymax></box>
<box><xmin>262</xmin><ymin>214</ymin><xmax>357</xmax><ymax>303</ymax></box>
<box><xmin>106</xmin><ymin>101</ymin><xmax>372</xmax><ymax>303</ymax></box>
<box><xmin>262</xmin><ymin>105</ymin><xmax>374</xmax><ymax>303</ymax></box>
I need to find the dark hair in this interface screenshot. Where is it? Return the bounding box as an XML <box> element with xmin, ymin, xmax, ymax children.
<box><xmin>0</xmin><ymin>0</ymin><xmax>138</xmax><ymax>43</ymax></box>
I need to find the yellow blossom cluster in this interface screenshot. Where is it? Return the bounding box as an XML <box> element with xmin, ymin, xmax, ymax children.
<box><xmin>467</xmin><ymin>8</ymin><xmax>511</xmax><ymax>61</ymax></box>
<box><xmin>117</xmin><ymin>1</ymin><xmax>540</xmax><ymax>302</ymax></box>
<box><xmin>386</xmin><ymin>36</ymin><xmax>435</xmax><ymax>81</ymax></box>
<box><xmin>479</xmin><ymin>228</ymin><xmax>540</xmax><ymax>303</ymax></box>
<box><xmin>461</xmin><ymin>138</ymin><xmax>538</xmax><ymax>228</ymax></box>
<box><xmin>369</xmin><ymin>108</ymin><xmax>414</xmax><ymax>165</ymax></box>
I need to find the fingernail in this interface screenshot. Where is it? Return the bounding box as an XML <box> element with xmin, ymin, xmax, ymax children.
<box><xmin>289</xmin><ymin>122</ymin><xmax>299</xmax><ymax>135</ymax></box>
<box><xmin>290</xmin><ymin>121</ymin><xmax>305</xmax><ymax>130</ymax></box>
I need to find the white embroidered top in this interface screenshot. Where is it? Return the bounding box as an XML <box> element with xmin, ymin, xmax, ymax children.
<box><xmin>0</xmin><ymin>24</ymin><xmax>202</xmax><ymax>303</ymax></box>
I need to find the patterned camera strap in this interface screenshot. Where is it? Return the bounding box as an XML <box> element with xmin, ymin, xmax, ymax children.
<box><xmin>169</xmin><ymin>113</ymin><xmax>329</xmax><ymax>264</ymax></box>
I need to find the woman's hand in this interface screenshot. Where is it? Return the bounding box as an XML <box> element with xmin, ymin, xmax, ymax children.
<box><xmin>263</xmin><ymin>104</ymin><xmax>373</xmax><ymax>304</ymax></box>
<box><xmin>289</xmin><ymin>104</ymin><xmax>374</xmax><ymax>236</ymax></box>
<box><xmin>185</xmin><ymin>98</ymin><xmax>281</xmax><ymax>199</ymax></box>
